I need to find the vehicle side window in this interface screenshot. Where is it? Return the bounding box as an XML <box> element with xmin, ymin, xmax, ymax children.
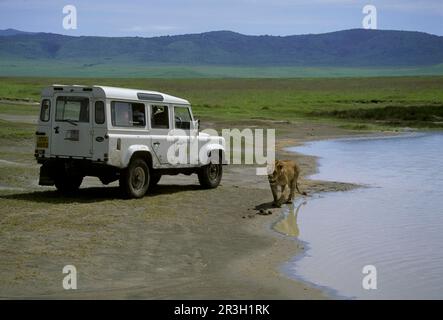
<box><xmin>174</xmin><ymin>106</ymin><xmax>192</xmax><ymax>130</ymax></box>
<box><xmin>151</xmin><ymin>105</ymin><xmax>169</xmax><ymax>129</ymax></box>
<box><xmin>111</xmin><ymin>101</ymin><xmax>146</xmax><ymax>127</ymax></box>
<box><xmin>95</xmin><ymin>101</ymin><xmax>105</xmax><ymax>124</ymax></box>
<box><xmin>40</xmin><ymin>99</ymin><xmax>50</xmax><ymax>122</ymax></box>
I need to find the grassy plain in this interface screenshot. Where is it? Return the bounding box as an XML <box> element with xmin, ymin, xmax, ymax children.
<box><xmin>2</xmin><ymin>59</ymin><xmax>443</xmax><ymax>78</ymax></box>
<box><xmin>1</xmin><ymin>76</ymin><xmax>442</xmax><ymax>129</ymax></box>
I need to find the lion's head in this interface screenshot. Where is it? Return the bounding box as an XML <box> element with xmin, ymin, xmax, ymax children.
<box><xmin>268</xmin><ymin>160</ymin><xmax>284</xmax><ymax>183</ymax></box>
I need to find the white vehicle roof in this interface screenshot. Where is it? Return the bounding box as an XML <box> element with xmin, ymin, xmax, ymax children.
<box><xmin>42</xmin><ymin>85</ymin><xmax>190</xmax><ymax>105</ymax></box>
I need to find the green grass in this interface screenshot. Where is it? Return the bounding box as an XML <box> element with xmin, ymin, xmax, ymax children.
<box><xmin>0</xmin><ymin>119</ymin><xmax>35</xmax><ymax>139</ymax></box>
<box><xmin>0</xmin><ymin>76</ymin><xmax>442</xmax><ymax>130</ymax></box>
<box><xmin>1</xmin><ymin>59</ymin><xmax>443</xmax><ymax>78</ymax></box>
<box><xmin>0</xmin><ymin>103</ymin><xmax>39</xmax><ymax>115</ymax></box>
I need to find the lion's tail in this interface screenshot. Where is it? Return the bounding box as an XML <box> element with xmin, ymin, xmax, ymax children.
<box><xmin>295</xmin><ymin>180</ymin><xmax>307</xmax><ymax>196</ymax></box>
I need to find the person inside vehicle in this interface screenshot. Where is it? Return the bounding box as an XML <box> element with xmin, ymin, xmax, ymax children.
<box><xmin>115</xmin><ymin>105</ymin><xmax>130</xmax><ymax>126</ymax></box>
<box><xmin>132</xmin><ymin>104</ymin><xmax>145</xmax><ymax>127</ymax></box>
<box><xmin>152</xmin><ymin>106</ymin><xmax>168</xmax><ymax>128</ymax></box>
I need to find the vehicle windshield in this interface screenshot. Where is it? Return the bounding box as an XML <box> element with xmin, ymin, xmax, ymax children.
<box><xmin>55</xmin><ymin>96</ymin><xmax>90</xmax><ymax>123</ymax></box>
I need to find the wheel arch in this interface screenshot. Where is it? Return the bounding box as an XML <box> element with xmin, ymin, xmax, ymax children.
<box><xmin>203</xmin><ymin>144</ymin><xmax>226</xmax><ymax>165</ymax></box>
<box><xmin>123</xmin><ymin>145</ymin><xmax>154</xmax><ymax>168</ymax></box>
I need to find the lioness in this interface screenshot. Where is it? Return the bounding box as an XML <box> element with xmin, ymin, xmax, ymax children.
<box><xmin>268</xmin><ymin>159</ymin><xmax>307</xmax><ymax>207</ymax></box>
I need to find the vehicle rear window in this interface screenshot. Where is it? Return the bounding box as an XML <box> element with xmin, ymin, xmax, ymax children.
<box><xmin>95</xmin><ymin>101</ymin><xmax>105</xmax><ymax>124</ymax></box>
<box><xmin>55</xmin><ymin>97</ymin><xmax>90</xmax><ymax>123</ymax></box>
<box><xmin>40</xmin><ymin>99</ymin><xmax>50</xmax><ymax>122</ymax></box>
<box><xmin>111</xmin><ymin>101</ymin><xmax>146</xmax><ymax>127</ymax></box>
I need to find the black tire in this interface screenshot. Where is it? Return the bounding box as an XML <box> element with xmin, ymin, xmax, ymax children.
<box><xmin>54</xmin><ymin>174</ymin><xmax>83</xmax><ymax>194</ymax></box>
<box><xmin>149</xmin><ymin>172</ymin><xmax>161</xmax><ymax>190</ymax></box>
<box><xmin>198</xmin><ymin>162</ymin><xmax>223</xmax><ymax>189</ymax></box>
<box><xmin>119</xmin><ymin>158</ymin><xmax>150</xmax><ymax>198</ymax></box>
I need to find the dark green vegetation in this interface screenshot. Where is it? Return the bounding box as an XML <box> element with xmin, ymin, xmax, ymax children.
<box><xmin>316</xmin><ymin>105</ymin><xmax>443</xmax><ymax>128</ymax></box>
<box><xmin>1</xmin><ymin>29</ymin><xmax>443</xmax><ymax>77</ymax></box>
<box><xmin>1</xmin><ymin>76</ymin><xmax>442</xmax><ymax>130</ymax></box>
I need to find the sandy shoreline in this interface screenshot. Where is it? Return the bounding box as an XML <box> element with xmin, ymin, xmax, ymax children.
<box><xmin>0</xmin><ymin>119</ymin><xmax>376</xmax><ymax>299</ymax></box>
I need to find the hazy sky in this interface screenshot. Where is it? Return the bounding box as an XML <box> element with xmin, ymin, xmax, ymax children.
<box><xmin>0</xmin><ymin>0</ymin><xmax>442</xmax><ymax>37</ymax></box>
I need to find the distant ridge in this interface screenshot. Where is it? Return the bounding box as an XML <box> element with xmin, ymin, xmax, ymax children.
<box><xmin>0</xmin><ymin>28</ymin><xmax>442</xmax><ymax>67</ymax></box>
<box><xmin>0</xmin><ymin>28</ymin><xmax>35</xmax><ymax>36</ymax></box>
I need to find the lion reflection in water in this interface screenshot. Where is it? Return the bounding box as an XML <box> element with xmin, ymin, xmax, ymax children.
<box><xmin>274</xmin><ymin>200</ymin><xmax>307</xmax><ymax>237</ymax></box>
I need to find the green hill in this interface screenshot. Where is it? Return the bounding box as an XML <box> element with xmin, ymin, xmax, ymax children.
<box><xmin>1</xmin><ymin>29</ymin><xmax>443</xmax><ymax>77</ymax></box>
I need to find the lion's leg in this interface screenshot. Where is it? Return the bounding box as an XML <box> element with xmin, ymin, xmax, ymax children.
<box><xmin>276</xmin><ymin>185</ymin><xmax>287</xmax><ymax>207</ymax></box>
<box><xmin>270</xmin><ymin>183</ymin><xmax>279</xmax><ymax>205</ymax></box>
<box><xmin>293</xmin><ymin>169</ymin><xmax>307</xmax><ymax>196</ymax></box>
<box><xmin>287</xmin><ymin>179</ymin><xmax>296</xmax><ymax>203</ymax></box>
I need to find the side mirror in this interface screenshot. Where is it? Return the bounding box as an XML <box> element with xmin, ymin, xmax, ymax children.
<box><xmin>192</xmin><ymin>119</ymin><xmax>200</xmax><ymax>130</ymax></box>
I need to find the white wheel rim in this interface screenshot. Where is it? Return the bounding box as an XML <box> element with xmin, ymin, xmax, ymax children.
<box><xmin>131</xmin><ymin>167</ymin><xmax>146</xmax><ymax>190</ymax></box>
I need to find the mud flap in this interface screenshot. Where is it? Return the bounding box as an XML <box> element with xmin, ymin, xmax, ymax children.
<box><xmin>38</xmin><ymin>164</ymin><xmax>55</xmax><ymax>186</ymax></box>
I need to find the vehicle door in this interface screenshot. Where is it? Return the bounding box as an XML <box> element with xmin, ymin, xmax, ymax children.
<box><xmin>92</xmin><ymin>100</ymin><xmax>108</xmax><ymax>161</ymax></box>
<box><xmin>149</xmin><ymin>104</ymin><xmax>174</xmax><ymax>165</ymax></box>
<box><xmin>51</xmin><ymin>95</ymin><xmax>92</xmax><ymax>158</ymax></box>
<box><xmin>172</xmin><ymin>105</ymin><xmax>196</xmax><ymax>166</ymax></box>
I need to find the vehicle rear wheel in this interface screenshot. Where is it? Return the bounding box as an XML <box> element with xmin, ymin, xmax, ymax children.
<box><xmin>55</xmin><ymin>174</ymin><xmax>83</xmax><ymax>194</ymax></box>
<box><xmin>119</xmin><ymin>158</ymin><xmax>150</xmax><ymax>198</ymax></box>
<box><xmin>198</xmin><ymin>162</ymin><xmax>223</xmax><ymax>189</ymax></box>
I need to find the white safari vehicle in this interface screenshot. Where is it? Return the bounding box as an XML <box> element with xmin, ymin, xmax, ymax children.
<box><xmin>35</xmin><ymin>85</ymin><xmax>225</xmax><ymax>198</ymax></box>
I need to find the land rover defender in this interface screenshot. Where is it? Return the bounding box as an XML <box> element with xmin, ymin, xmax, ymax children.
<box><xmin>34</xmin><ymin>85</ymin><xmax>225</xmax><ymax>198</ymax></box>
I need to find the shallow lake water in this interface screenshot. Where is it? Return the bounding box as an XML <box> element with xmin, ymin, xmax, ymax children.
<box><xmin>280</xmin><ymin>132</ymin><xmax>443</xmax><ymax>299</ymax></box>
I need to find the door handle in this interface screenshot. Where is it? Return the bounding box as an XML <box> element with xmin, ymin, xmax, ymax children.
<box><xmin>153</xmin><ymin>142</ymin><xmax>160</xmax><ymax>146</ymax></box>
<box><xmin>54</xmin><ymin>126</ymin><xmax>59</xmax><ymax>134</ymax></box>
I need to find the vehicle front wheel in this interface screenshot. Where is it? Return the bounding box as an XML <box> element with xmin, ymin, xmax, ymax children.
<box><xmin>55</xmin><ymin>174</ymin><xmax>83</xmax><ymax>194</ymax></box>
<box><xmin>119</xmin><ymin>158</ymin><xmax>150</xmax><ymax>198</ymax></box>
<box><xmin>198</xmin><ymin>162</ymin><xmax>223</xmax><ymax>189</ymax></box>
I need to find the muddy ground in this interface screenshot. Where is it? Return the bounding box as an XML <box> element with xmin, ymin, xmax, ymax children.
<box><xmin>0</xmin><ymin>115</ymin><xmax>360</xmax><ymax>299</ymax></box>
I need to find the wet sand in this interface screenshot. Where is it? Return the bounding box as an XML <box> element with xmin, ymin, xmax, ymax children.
<box><xmin>0</xmin><ymin>118</ymin><xmax>361</xmax><ymax>299</ymax></box>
